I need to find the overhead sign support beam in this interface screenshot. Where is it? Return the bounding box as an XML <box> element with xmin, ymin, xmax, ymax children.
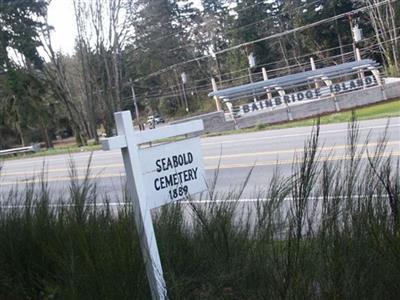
<box><xmin>321</xmin><ymin>76</ymin><xmax>341</xmax><ymax>112</ymax></box>
<box><xmin>276</xmin><ymin>86</ymin><xmax>293</xmax><ymax>121</ymax></box>
<box><xmin>368</xmin><ymin>66</ymin><xmax>387</xmax><ymax>100</ymax></box>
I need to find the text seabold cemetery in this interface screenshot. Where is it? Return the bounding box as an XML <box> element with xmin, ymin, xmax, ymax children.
<box><xmin>154</xmin><ymin>152</ymin><xmax>199</xmax><ymax>199</ymax></box>
<box><xmin>140</xmin><ymin>137</ymin><xmax>206</xmax><ymax>208</ymax></box>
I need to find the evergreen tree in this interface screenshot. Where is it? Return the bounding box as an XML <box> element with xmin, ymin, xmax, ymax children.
<box><xmin>0</xmin><ymin>0</ymin><xmax>47</xmax><ymax>70</ymax></box>
<box><xmin>0</xmin><ymin>0</ymin><xmax>50</xmax><ymax>147</ymax></box>
<box><xmin>296</xmin><ymin>0</ymin><xmax>356</xmax><ymax>65</ymax></box>
<box><xmin>127</xmin><ymin>0</ymin><xmax>200</xmax><ymax>115</ymax></box>
<box><xmin>227</xmin><ymin>1</ymin><xmax>283</xmax><ymax>77</ymax></box>
<box><xmin>183</xmin><ymin>0</ymin><xmax>230</xmax><ymax>88</ymax></box>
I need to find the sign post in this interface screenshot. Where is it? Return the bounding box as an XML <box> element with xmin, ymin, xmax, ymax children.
<box><xmin>101</xmin><ymin>111</ymin><xmax>205</xmax><ymax>300</ymax></box>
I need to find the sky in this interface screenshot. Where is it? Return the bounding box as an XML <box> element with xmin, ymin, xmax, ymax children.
<box><xmin>47</xmin><ymin>0</ymin><xmax>77</xmax><ymax>55</ymax></box>
<box><xmin>47</xmin><ymin>0</ymin><xmax>204</xmax><ymax>55</ymax></box>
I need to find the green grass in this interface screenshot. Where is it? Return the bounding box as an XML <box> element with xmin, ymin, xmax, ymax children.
<box><xmin>1</xmin><ymin>143</ymin><xmax>101</xmax><ymax>161</ymax></box>
<box><xmin>1</xmin><ymin>119</ymin><xmax>399</xmax><ymax>299</ymax></box>
<box><xmin>38</xmin><ymin>144</ymin><xmax>101</xmax><ymax>155</ymax></box>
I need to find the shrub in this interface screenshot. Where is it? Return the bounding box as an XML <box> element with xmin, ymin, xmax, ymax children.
<box><xmin>0</xmin><ymin>118</ymin><xmax>399</xmax><ymax>299</ymax></box>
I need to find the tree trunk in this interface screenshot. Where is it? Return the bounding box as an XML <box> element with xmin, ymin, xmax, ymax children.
<box><xmin>40</xmin><ymin>118</ymin><xmax>53</xmax><ymax>148</ymax></box>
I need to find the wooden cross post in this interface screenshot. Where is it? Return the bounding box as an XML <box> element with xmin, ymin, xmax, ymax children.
<box><xmin>102</xmin><ymin>111</ymin><xmax>166</xmax><ymax>299</ymax></box>
<box><xmin>101</xmin><ymin>111</ymin><xmax>205</xmax><ymax>300</ymax></box>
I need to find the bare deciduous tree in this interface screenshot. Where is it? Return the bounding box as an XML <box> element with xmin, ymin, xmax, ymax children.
<box><xmin>73</xmin><ymin>0</ymin><xmax>131</xmax><ymax>138</ymax></box>
<box><xmin>40</xmin><ymin>19</ymin><xmax>89</xmax><ymax>146</ymax></box>
<box><xmin>364</xmin><ymin>0</ymin><xmax>399</xmax><ymax>75</ymax></box>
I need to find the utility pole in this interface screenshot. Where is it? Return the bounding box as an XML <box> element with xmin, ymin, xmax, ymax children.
<box><xmin>347</xmin><ymin>13</ymin><xmax>363</xmax><ymax>61</ymax></box>
<box><xmin>262</xmin><ymin>67</ymin><xmax>272</xmax><ymax>100</ymax></box>
<box><xmin>347</xmin><ymin>13</ymin><xmax>357</xmax><ymax>61</ymax></box>
<box><xmin>347</xmin><ymin>14</ymin><xmax>365</xmax><ymax>79</ymax></box>
<box><xmin>129</xmin><ymin>78</ymin><xmax>140</xmax><ymax>120</ymax></box>
<box><xmin>211</xmin><ymin>50</ymin><xmax>223</xmax><ymax>88</ymax></box>
<box><xmin>310</xmin><ymin>57</ymin><xmax>321</xmax><ymax>89</ymax></box>
<box><xmin>211</xmin><ymin>77</ymin><xmax>222</xmax><ymax>111</ymax></box>
<box><xmin>129</xmin><ymin>78</ymin><xmax>143</xmax><ymax>130</ymax></box>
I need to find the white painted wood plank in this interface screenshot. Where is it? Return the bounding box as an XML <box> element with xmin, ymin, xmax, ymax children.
<box><xmin>101</xmin><ymin>135</ymin><xmax>127</xmax><ymax>151</ymax></box>
<box><xmin>113</xmin><ymin>111</ymin><xmax>167</xmax><ymax>299</ymax></box>
<box><xmin>135</xmin><ymin>120</ymin><xmax>204</xmax><ymax>144</ymax></box>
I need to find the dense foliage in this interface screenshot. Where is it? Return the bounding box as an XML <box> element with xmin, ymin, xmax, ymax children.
<box><xmin>0</xmin><ymin>0</ymin><xmax>399</xmax><ymax>147</ymax></box>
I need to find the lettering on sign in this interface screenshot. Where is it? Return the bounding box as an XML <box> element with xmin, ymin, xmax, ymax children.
<box><xmin>139</xmin><ymin>137</ymin><xmax>206</xmax><ymax>208</ymax></box>
<box><xmin>236</xmin><ymin>76</ymin><xmax>376</xmax><ymax>116</ymax></box>
<box><xmin>154</xmin><ymin>152</ymin><xmax>199</xmax><ymax>199</ymax></box>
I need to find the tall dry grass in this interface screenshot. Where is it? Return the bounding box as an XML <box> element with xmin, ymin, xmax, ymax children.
<box><xmin>0</xmin><ymin>117</ymin><xmax>399</xmax><ymax>299</ymax></box>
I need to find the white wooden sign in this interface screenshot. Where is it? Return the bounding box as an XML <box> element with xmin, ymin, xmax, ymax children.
<box><xmin>101</xmin><ymin>111</ymin><xmax>205</xmax><ymax>300</ymax></box>
<box><xmin>140</xmin><ymin>137</ymin><xmax>206</xmax><ymax>209</ymax></box>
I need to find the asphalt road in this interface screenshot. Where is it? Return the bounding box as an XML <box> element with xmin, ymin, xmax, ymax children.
<box><xmin>1</xmin><ymin>117</ymin><xmax>399</xmax><ymax>201</ymax></box>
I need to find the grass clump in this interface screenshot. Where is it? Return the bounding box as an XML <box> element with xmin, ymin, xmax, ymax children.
<box><xmin>0</xmin><ymin>164</ymin><xmax>149</xmax><ymax>299</ymax></box>
<box><xmin>0</xmin><ymin>116</ymin><xmax>399</xmax><ymax>299</ymax></box>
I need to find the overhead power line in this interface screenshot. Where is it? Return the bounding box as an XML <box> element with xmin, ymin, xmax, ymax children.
<box><xmin>213</xmin><ymin>0</ymin><xmax>394</xmax><ymax>55</ymax></box>
<box><xmin>135</xmin><ymin>0</ymin><xmax>394</xmax><ymax>82</ymax></box>
<box><xmin>124</xmin><ymin>24</ymin><xmax>398</xmax><ymax>99</ymax></box>
<box><xmin>124</xmin><ymin>33</ymin><xmax>397</xmax><ymax>104</ymax></box>
<box><xmin>126</xmin><ymin>0</ymin><xmax>320</xmax><ymax>56</ymax></box>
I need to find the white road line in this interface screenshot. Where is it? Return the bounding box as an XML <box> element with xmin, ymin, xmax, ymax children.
<box><xmin>3</xmin><ymin>120</ymin><xmax>398</xmax><ymax>168</ymax></box>
<box><xmin>204</xmin><ymin>141</ymin><xmax>400</xmax><ymax>159</ymax></box>
<box><xmin>2</xmin><ymin>142</ymin><xmax>399</xmax><ymax>177</ymax></box>
<box><xmin>1</xmin><ymin>151</ymin><xmax>399</xmax><ymax>186</ymax></box>
<box><xmin>1</xmin><ymin>195</ymin><xmax>388</xmax><ymax>208</ymax></box>
<box><xmin>201</xmin><ymin>123</ymin><xmax>400</xmax><ymax>146</ymax></box>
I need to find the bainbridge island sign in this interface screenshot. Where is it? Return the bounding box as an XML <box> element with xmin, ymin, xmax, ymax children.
<box><xmin>237</xmin><ymin>76</ymin><xmax>376</xmax><ymax>116</ymax></box>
